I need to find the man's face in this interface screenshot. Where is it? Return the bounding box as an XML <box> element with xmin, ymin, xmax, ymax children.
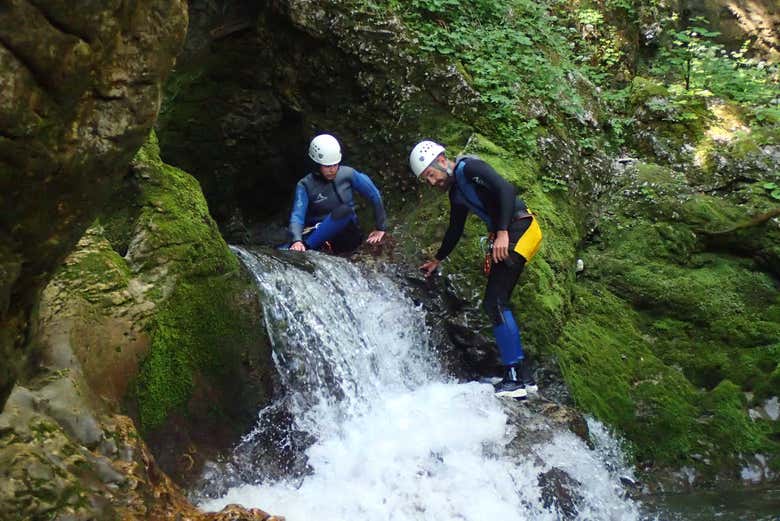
<box><xmin>420</xmin><ymin>161</ymin><xmax>450</xmax><ymax>191</ymax></box>
<box><xmin>319</xmin><ymin>163</ymin><xmax>339</xmax><ymax>181</ymax></box>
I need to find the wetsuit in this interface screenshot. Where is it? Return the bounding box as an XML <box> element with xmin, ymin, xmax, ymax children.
<box><xmin>435</xmin><ymin>157</ymin><xmax>532</xmax><ymax>366</ymax></box>
<box><xmin>289</xmin><ymin>166</ymin><xmax>387</xmax><ymax>253</ymax></box>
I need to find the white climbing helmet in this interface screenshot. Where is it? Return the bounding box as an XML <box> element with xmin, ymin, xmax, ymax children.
<box><xmin>409</xmin><ymin>140</ymin><xmax>445</xmax><ymax>177</ymax></box>
<box><xmin>309</xmin><ymin>134</ymin><xmax>342</xmax><ymax>165</ymax></box>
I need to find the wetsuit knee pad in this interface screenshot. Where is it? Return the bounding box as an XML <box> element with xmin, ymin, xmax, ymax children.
<box><xmin>483</xmin><ymin>298</ymin><xmax>502</xmax><ymax>325</ymax></box>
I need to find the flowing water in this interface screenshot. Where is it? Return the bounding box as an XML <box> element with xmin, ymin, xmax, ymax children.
<box><xmin>197</xmin><ymin>247</ymin><xmax>660</xmax><ymax>520</ymax></box>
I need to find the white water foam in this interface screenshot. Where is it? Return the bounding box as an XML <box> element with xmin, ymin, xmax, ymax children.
<box><xmin>200</xmin><ymin>248</ymin><xmax>644</xmax><ymax>520</ymax></box>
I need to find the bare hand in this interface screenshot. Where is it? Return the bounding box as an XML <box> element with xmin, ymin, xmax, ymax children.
<box><xmin>419</xmin><ymin>259</ymin><xmax>441</xmax><ymax>277</ymax></box>
<box><xmin>366</xmin><ymin>230</ymin><xmax>385</xmax><ymax>244</ymax></box>
<box><xmin>290</xmin><ymin>241</ymin><xmax>306</xmax><ymax>252</ymax></box>
<box><xmin>492</xmin><ymin>230</ymin><xmax>509</xmax><ymax>263</ymax></box>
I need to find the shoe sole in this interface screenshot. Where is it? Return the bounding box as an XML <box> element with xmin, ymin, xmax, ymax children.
<box><xmin>525</xmin><ymin>384</ymin><xmax>539</xmax><ymax>393</ymax></box>
<box><xmin>494</xmin><ymin>388</ymin><xmax>528</xmax><ymax>399</ymax></box>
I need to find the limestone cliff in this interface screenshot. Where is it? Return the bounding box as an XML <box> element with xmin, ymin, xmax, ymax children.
<box><xmin>0</xmin><ymin>0</ymin><xmax>188</xmax><ymax>410</ymax></box>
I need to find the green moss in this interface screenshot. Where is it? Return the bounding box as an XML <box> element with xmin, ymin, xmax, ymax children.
<box><xmin>679</xmin><ymin>194</ymin><xmax>742</xmax><ymax>232</ymax></box>
<box><xmin>629</xmin><ymin>76</ymin><xmax>670</xmax><ymax>105</ymax></box>
<box><xmin>135</xmin><ymin>275</ymin><xmax>254</xmax><ymax>432</ymax></box>
<box><xmin>572</xmin><ymin>154</ymin><xmax>780</xmax><ymax>468</ymax></box>
<box><xmin>130</xmin><ymin>132</ymin><xmax>238</xmax><ymax>278</ymax></box>
<box><xmin>728</xmin><ymin>132</ymin><xmax>763</xmax><ymax>159</ymax></box>
<box><xmin>127</xmin><ymin>132</ymin><xmax>268</xmax><ymax>433</ymax></box>
<box><xmin>554</xmin><ymin>284</ymin><xmax>700</xmax><ymax>462</ymax></box>
<box><xmin>55</xmin><ymin>231</ymin><xmax>131</xmax><ymax>305</ymax></box>
<box><xmin>701</xmin><ymin>380</ymin><xmax>766</xmax><ymax>454</ymax></box>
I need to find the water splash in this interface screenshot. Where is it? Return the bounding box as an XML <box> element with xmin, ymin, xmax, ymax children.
<box><xmin>198</xmin><ymin>247</ymin><xmax>648</xmax><ymax>520</ymax></box>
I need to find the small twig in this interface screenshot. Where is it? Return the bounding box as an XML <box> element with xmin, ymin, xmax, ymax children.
<box><xmin>699</xmin><ymin>207</ymin><xmax>780</xmax><ymax>236</ymax></box>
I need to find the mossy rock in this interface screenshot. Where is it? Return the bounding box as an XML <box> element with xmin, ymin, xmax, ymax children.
<box><xmin>570</xmin><ymin>139</ymin><xmax>780</xmax><ymax>474</ymax></box>
<box><xmin>553</xmin><ymin>284</ymin><xmax>701</xmax><ymax>463</ymax></box>
<box><xmin>36</xmin><ymin>132</ymin><xmax>275</xmax><ymax>485</ymax></box>
<box><xmin>629</xmin><ymin>77</ymin><xmax>670</xmax><ymax>106</ymax></box>
<box><xmin>124</xmin><ymin>134</ymin><xmax>273</xmax><ymax>437</ymax></box>
<box><xmin>135</xmin><ymin>274</ymin><xmax>269</xmax><ymax>434</ymax></box>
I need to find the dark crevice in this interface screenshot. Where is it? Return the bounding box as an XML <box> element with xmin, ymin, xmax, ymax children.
<box><xmin>0</xmin><ymin>129</ymin><xmax>21</xmax><ymax>140</ymax></box>
<box><xmin>26</xmin><ymin>0</ymin><xmax>94</xmax><ymax>45</ymax></box>
<box><xmin>92</xmin><ymin>91</ymin><xmax>126</xmax><ymax>102</ymax></box>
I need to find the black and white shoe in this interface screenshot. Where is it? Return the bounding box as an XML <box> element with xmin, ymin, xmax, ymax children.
<box><xmin>493</xmin><ymin>365</ymin><xmax>527</xmax><ymax>399</ymax></box>
<box><xmin>494</xmin><ymin>379</ymin><xmax>528</xmax><ymax>399</ymax></box>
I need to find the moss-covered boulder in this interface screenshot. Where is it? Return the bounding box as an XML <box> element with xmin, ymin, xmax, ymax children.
<box><xmin>628</xmin><ymin>77</ymin><xmax>711</xmax><ymax>167</ymax></box>
<box><xmin>32</xmin><ymin>133</ymin><xmax>274</xmax><ymax>485</ymax></box>
<box><xmin>0</xmin><ymin>0</ymin><xmax>188</xmax><ymax>411</ymax></box>
<box><xmin>563</xmin><ymin>158</ymin><xmax>780</xmax><ymax>481</ymax></box>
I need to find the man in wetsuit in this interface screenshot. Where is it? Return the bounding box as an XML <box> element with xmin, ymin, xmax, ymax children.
<box><xmin>409</xmin><ymin>140</ymin><xmax>541</xmax><ymax>399</ymax></box>
<box><xmin>288</xmin><ymin>134</ymin><xmax>386</xmax><ymax>253</ymax></box>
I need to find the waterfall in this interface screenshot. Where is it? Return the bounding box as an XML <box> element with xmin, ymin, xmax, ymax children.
<box><xmin>198</xmin><ymin>247</ymin><xmax>651</xmax><ymax>521</ymax></box>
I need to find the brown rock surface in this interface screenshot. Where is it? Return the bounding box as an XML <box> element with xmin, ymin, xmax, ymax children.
<box><xmin>0</xmin><ymin>0</ymin><xmax>188</xmax><ymax>410</ymax></box>
<box><xmin>0</xmin><ymin>383</ymin><xmax>283</xmax><ymax>521</ymax></box>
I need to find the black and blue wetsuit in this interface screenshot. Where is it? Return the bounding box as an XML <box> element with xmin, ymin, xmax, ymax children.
<box><xmin>289</xmin><ymin>166</ymin><xmax>387</xmax><ymax>253</ymax></box>
<box><xmin>436</xmin><ymin>157</ymin><xmax>532</xmax><ymax>366</ymax></box>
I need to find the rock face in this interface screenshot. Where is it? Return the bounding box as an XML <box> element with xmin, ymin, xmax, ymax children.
<box><xmin>0</xmin><ymin>0</ymin><xmax>188</xmax><ymax>411</ymax></box>
<box><xmin>0</xmin><ymin>384</ymin><xmax>281</xmax><ymax>521</ymax></box>
<box><xmin>681</xmin><ymin>0</ymin><xmax>780</xmax><ymax>59</ymax></box>
<box><xmin>156</xmin><ymin>0</ymin><xmax>480</xmax><ymax>233</ymax></box>
<box><xmin>31</xmin><ymin>133</ymin><xmax>275</xmax><ymax>486</ymax></box>
<box><xmin>0</xmin><ymin>134</ymin><xmax>278</xmax><ymax>519</ymax></box>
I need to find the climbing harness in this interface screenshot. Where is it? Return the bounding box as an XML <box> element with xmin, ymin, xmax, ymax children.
<box><xmin>480</xmin><ymin>233</ymin><xmax>496</xmax><ymax>275</ymax></box>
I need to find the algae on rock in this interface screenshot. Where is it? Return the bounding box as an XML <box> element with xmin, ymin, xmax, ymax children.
<box><xmin>32</xmin><ymin>132</ymin><xmax>275</xmax><ymax>487</ymax></box>
<box><xmin>0</xmin><ymin>0</ymin><xmax>188</xmax><ymax>411</ymax></box>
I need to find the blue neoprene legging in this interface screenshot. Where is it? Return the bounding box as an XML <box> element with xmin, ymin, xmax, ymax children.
<box><xmin>304</xmin><ymin>205</ymin><xmax>358</xmax><ymax>250</ymax></box>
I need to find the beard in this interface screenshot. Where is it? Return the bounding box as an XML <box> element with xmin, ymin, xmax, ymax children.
<box><xmin>435</xmin><ymin>176</ymin><xmax>452</xmax><ymax>191</ymax></box>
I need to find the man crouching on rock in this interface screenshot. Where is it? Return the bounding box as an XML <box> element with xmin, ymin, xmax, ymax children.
<box><xmin>287</xmin><ymin>134</ymin><xmax>386</xmax><ymax>254</ymax></box>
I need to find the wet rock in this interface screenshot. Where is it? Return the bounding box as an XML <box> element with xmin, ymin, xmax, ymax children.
<box><xmin>35</xmin><ymin>377</ymin><xmax>103</xmax><ymax>449</ymax></box>
<box><xmin>538</xmin><ymin>467</ymin><xmax>584</xmax><ymax>520</ymax></box>
<box><xmin>504</xmin><ymin>397</ymin><xmax>591</xmax><ymax>450</ymax></box>
<box><xmin>203</xmin><ymin>504</ymin><xmax>284</xmax><ymax>520</ymax></box>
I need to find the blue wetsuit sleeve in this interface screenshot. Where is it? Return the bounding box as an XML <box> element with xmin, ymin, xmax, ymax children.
<box><xmin>435</xmin><ymin>197</ymin><xmax>469</xmax><ymax>261</ymax></box>
<box><xmin>289</xmin><ymin>183</ymin><xmax>308</xmax><ymax>243</ymax></box>
<box><xmin>351</xmin><ymin>170</ymin><xmax>387</xmax><ymax>231</ymax></box>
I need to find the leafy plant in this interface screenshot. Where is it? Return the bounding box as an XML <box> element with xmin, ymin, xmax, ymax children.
<box><xmin>653</xmin><ymin>17</ymin><xmax>779</xmax><ymax>108</ymax></box>
<box><xmin>393</xmin><ymin>0</ymin><xmax>590</xmax><ymax>153</ymax></box>
<box><xmin>761</xmin><ymin>182</ymin><xmax>780</xmax><ymax>201</ymax></box>
<box><xmin>541</xmin><ymin>174</ymin><xmax>568</xmax><ymax>193</ymax></box>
